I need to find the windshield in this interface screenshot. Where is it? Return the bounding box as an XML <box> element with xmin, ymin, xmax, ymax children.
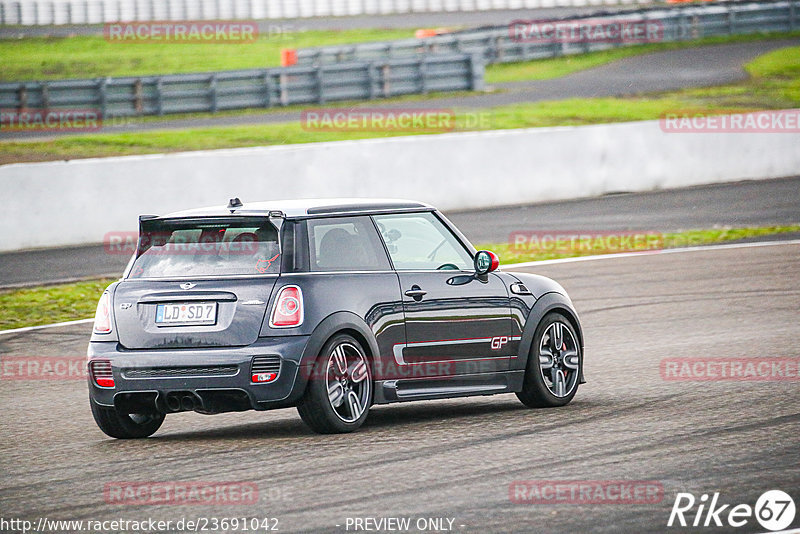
<box><xmin>128</xmin><ymin>217</ymin><xmax>281</xmax><ymax>278</ymax></box>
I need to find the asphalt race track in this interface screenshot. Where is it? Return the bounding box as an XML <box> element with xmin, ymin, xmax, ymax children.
<box><xmin>1</xmin><ymin>241</ymin><xmax>798</xmax><ymax>533</ymax></box>
<box><xmin>1</xmin><ymin>175</ymin><xmax>798</xmax><ymax>288</ymax></box>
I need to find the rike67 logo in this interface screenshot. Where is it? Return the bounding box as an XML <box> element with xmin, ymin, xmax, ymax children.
<box><xmin>668</xmin><ymin>490</ymin><xmax>796</xmax><ymax>531</ymax></box>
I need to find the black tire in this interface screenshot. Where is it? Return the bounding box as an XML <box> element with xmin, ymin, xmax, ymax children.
<box><xmin>517</xmin><ymin>312</ymin><xmax>582</xmax><ymax>408</ymax></box>
<box><xmin>297</xmin><ymin>334</ymin><xmax>372</xmax><ymax>434</ymax></box>
<box><xmin>90</xmin><ymin>400</ymin><xmax>165</xmax><ymax>439</ymax></box>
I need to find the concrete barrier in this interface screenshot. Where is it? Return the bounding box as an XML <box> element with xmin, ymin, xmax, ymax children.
<box><xmin>1</xmin><ymin>116</ymin><xmax>799</xmax><ymax>251</ymax></box>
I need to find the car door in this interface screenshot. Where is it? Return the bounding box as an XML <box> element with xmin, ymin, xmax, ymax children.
<box><xmin>372</xmin><ymin>211</ymin><xmax>516</xmax><ymax>379</ymax></box>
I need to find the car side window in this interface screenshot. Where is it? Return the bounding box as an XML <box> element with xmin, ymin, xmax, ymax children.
<box><xmin>307</xmin><ymin>216</ymin><xmax>391</xmax><ymax>271</ymax></box>
<box><xmin>373</xmin><ymin>212</ymin><xmax>473</xmax><ymax>271</ymax></box>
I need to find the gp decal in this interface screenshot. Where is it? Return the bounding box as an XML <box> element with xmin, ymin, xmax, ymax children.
<box><xmin>393</xmin><ymin>336</ymin><xmax>522</xmax><ymax>365</ymax></box>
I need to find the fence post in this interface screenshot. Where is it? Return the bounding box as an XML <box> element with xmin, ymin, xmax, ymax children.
<box><xmin>367</xmin><ymin>62</ymin><xmax>377</xmax><ymax>99</ymax></box>
<box><xmin>18</xmin><ymin>84</ymin><xmax>28</xmax><ymax>111</ymax></box>
<box><xmin>133</xmin><ymin>78</ymin><xmax>143</xmax><ymax>114</ymax></box>
<box><xmin>419</xmin><ymin>58</ymin><xmax>428</xmax><ymax>95</ymax></box>
<box><xmin>263</xmin><ymin>71</ymin><xmax>273</xmax><ymax>108</ymax></box>
<box><xmin>316</xmin><ymin>66</ymin><xmax>325</xmax><ymax>104</ymax></box>
<box><xmin>728</xmin><ymin>5</ymin><xmax>736</xmax><ymax>35</ymax></box>
<box><xmin>41</xmin><ymin>83</ymin><xmax>50</xmax><ymax>111</ymax></box>
<box><xmin>382</xmin><ymin>64</ymin><xmax>391</xmax><ymax>97</ymax></box>
<box><xmin>13</xmin><ymin>1</ymin><xmax>21</xmax><ymax>24</ymax></box>
<box><xmin>66</xmin><ymin>2</ymin><xmax>72</xmax><ymax>24</ymax></box>
<box><xmin>0</xmin><ymin>3</ymin><xmax>5</xmax><ymax>26</ymax></box>
<box><xmin>209</xmin><ymin>74</ymin><xmax>218</xmax><ymax>113</ymax></box>
<box><xmin>98</xmin><ymin>78</ymin><xmax>108</xmax><ymax>118</ymax></box>
<box><xmin>155</xmin><ymin>78</ymin><xmax>163</xmax><ymax>115</ymax></box>
<box><xmin>469</xmin><ymin>54</ymin><xmax>484</xmax><ymax>92</ymax></box>
<box><xmin>49</xmin><ymin>1</ymin><xmax>56</xmax><ymax>24</ymax></box>
<box><xmin>790</xmin><ymin>0</ymin><xmax>796</xmax><ymax>31</ymax></box>
<box><xmin>279</xmin><ymin>72</ymin><xmax>288</xmax><ymax>106</ymax></box>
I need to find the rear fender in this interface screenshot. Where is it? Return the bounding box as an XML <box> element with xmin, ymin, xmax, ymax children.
<box><xmin>286</xmin><ymin>312</ymin><xmax>381</xmax><ymax>402</ymax></box>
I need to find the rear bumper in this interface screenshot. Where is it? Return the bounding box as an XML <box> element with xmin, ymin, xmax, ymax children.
<box><xmin>87</xmin><ymin>335</ymin><xmax>310</xmax><ymax>413</ymax></box>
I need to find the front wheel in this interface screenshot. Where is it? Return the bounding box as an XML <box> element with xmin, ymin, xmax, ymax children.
<box><xmin>297</xmin><ymin>334</ymin><xmax>372</xmax><ymax>434</ymax></box>
<box><xmin>517</xmin><ymin>312</ymin><xmax>582</xmax><ymax>408</ymax></box>
<box><xmin>90</xmin><ymin>400</ymin><xmax>165</xmax><ymax>439</ymax></box>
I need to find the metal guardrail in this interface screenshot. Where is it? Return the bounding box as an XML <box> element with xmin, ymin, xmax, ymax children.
<box><xmin>0</xmin><ymin>54</ymin><xmax>483</xmax><ymax>118</ymax></box>
<box><xmin>295</xmin><ymin>0</ymin><xmax>800</xmax><ymax>65</ymax></box>
<box><xmin>0</xmin><ymin>0</ymin><xmax>648</xmax><ymax>26</ymax></box>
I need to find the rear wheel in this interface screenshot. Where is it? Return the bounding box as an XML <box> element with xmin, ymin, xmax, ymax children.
<box><xmin>90</xmin><ymin>400</ymin><xmax>165</xmax><ymax>439</ymax></box>
<box><xmin>517</xmin><ymin>312</ymin><xmax>581</xmax><ymax>408</ymax></box>
<box><xmin>297</xmin><ymin>334</ymin><xmax>372</xmax><ymax>434</ymax></box>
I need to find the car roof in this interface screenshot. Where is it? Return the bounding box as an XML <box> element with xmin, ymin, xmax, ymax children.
<box><xmin>157</xmin><ymin>198</ymin><xmax>434</xmax><ymax>219</ymax></box>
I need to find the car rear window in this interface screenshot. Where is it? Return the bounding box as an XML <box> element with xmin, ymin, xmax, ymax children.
<box><xmin>306</xmin><ymin>216</ymin><xmax>391</xmax><ymax>272</ymax></box>
<box><xmin>128</xmin><ymin>217</ymin><xmax>281</xmax><ymax>278</ymax></box>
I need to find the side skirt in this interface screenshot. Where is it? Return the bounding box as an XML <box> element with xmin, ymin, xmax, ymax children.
<box><xmin>373</xmin><ymin>371</ymin><xmax>524</xmax><ymax>404</ymax></box>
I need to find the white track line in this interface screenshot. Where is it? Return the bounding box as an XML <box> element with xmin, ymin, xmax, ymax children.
<box><xmin>503</xmin><ymin>239</ymin><xmax>800</xmax><ymax>269</ymax></box>
<box><xmin>0</xmin><ymin>318</ymin><xmax>94</xmax><ymax>336</ymax></box>
<box><xmin>1</xmin><ymin>239</ymin><xmax>798</xmax><ymax>336</ymax></box>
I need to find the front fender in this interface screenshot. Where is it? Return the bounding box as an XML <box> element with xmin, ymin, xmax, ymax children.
<box><xmin>514</xmin><ymin>291</ymin><xmax>585</xmax><ymax>384</ymax></box>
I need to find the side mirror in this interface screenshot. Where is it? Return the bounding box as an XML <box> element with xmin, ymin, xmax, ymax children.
<box><xmin>474</xmin><ymin>250</ymin><xmax>500</xmax><ymax>276</ymax></box>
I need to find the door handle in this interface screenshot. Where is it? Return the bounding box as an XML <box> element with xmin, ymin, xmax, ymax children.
<box><xmin>404</xmin><ymin>286</ymin><xmax>427</xmax><ymax>301</ymax></box>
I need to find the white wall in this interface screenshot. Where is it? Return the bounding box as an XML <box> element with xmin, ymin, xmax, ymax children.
<box><xmin>1</xmin><ymin>117</ymin><xmax>799</xmax><ymax>251</ymax></box>
<box><xmin>3</xmin><ymin>0</ymin><xmax>643</xmax><ymax>25</ymax></box>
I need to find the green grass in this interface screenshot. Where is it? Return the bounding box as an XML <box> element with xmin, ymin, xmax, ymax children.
<box><xmin>1</xmin><ymin>225</ymin><xmax>797</xmax><ymax>330</ymax></box>
<box><xmin>2</xmin><ymin>44</ymin><xmax>799</xmax><ymax>165</ymax></box>
<box><xmin>0</xmin><ymin>28</ymin><xmax>418</xmax><ymax>81</ymax></box>
<box><xmin>485</xmin><ymin>32</ymin><xmax>800</xmax><ymax>84</ymax></box>
<box><xmin>3</xmin><ymin>28</ymin><xmax>798</xmax><ymax>83</ymax></box>
<box><xmin>478</xmin><ymin>225</ymin><xmax>800</xmax><ymax>264</ymax></box>
<box><xmin>0</xmin><ymin>278</ymin><xmax>115</xmax><ymax>331</ymax></box>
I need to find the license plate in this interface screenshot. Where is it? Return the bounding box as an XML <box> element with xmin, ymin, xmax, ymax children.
<box><xmin>155</xmin><ymin>302</ymin><xmax>217</xmax><ymax>326</ymax></box>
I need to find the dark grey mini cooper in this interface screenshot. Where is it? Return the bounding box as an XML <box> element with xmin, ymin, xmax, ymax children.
<box><xmin>88</xmin><ymin>198</ymin><xmax>584</xmax><ymax>438</ymax></box>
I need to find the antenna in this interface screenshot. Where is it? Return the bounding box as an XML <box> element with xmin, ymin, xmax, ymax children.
<box><xmin>227</xmin><ymin>198</ymin><xmax>243</xmax><ymax>212</ymax></box>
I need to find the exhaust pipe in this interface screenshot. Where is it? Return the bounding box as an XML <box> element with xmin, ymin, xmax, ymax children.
<box><xmin>180</xmin><ymin>395</ymin><xmax>195</xmax><ymax>411</ymax></box>
<box><xmin>163</xmin><ymin>391</ymin><xmax>204</xmax><ymax>413</ymax></box>
<box><xmin>165</xmin><ymin>393</ymin><xmax>181</xmax><ymax>412</ymax></box>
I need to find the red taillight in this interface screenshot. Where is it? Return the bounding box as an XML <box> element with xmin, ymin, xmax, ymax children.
<box><xmin>93</xmin><ymin>291</ymin><xmax>112</xmax><ymax>334</ymax></box>
<box><xmin>89</xmin><ymin>359</ymin><xmax>114</xmax><ymax>388</ymax></box>
<box><xmin>269</xmin><ymin>285</ymin><xmax>303</xmax><ymax>328</ymax></box>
